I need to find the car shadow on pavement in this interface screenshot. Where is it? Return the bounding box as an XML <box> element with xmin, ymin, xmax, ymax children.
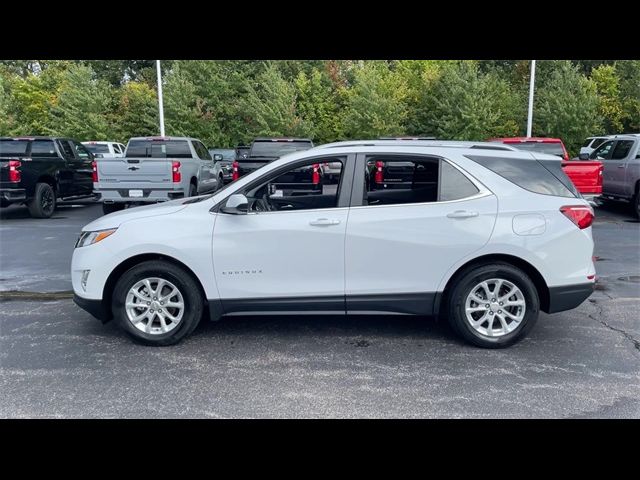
<box><xmin>194</xmin><ymin>313</ymin><xmax>459</xmax><ymax>345</ymax></box>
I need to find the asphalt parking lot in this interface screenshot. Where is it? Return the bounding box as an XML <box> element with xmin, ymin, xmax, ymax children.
<box><xmin>0</xmin><ymin>200</ymin><xmax>639</xmax><ymax>418</ymax></box>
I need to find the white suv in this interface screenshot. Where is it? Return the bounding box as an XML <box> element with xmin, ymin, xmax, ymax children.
<box><xmin>71</xmin><ymin>141</ymin><xmax>596</xmax><ymax>348</ymax></box>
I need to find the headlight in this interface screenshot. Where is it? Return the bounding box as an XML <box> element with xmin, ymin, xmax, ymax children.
<box><xmin>75</xmin><ymin>228</ymin><xmax>117</xmax><ymax>248</ymax></box>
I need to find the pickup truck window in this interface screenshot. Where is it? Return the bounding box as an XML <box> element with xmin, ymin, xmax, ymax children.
<box><xmin>31</xmin><ymin>140</ymin><xmax>58</xmax><ymax>158</ymax></box>
<box><xmin>509</xmin><ymin>141</ymin><xmax>564</xmax><ymax>157</ymax></box>
<box><xmin>590</xmin><ymin>140</ymin><xmax>614</xmax><ymax>160</ymax></box>
<box><xmin>611</xmin><ymin>140</ymin><xmax>634</xmax><ymax>160</ymax></box>
<box><xmin>0</xmin><ymin>139</ymin><xmax>30</xmax><ymax>157</ymax></box>
<box><xmin>85</xmin><ymin>143</ymin><xmax>110</xmax><ymax>154</ymax></box>
<box><xmin>192</xmin><ymin>141</ymin><xmax>212</xmax><ymax>160</ymax></box>
<box><xmin>126</xmin><ymin>140</ymin><xmax>193</xmax><ymax>158</ymax></box>
<box><xmin>250</xmin><ymin>141</ymin><xmax>312</xmax><ymax>158</ymax></box>
<box><xmin>57</xmin><ymin>140</ymin><xmax>76</xmax><ymax>159</ymax></box>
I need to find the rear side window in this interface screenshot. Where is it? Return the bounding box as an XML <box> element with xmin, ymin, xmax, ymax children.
<box><xmin>439</xmin><ymin>161</ymin><xmax>480</xmax><ymax>201</ymax></box>
<box><xmin>611</xmin><ymin>140</ymin><xmax>634</xmax><ymax>160</ymax></box>
<box><xmin>0</xmin><ymin>139</ymin><xmax>30</xmax><ymax>157</ymax></box>
<box><xmin>30</xmin><ymin>140</ymin><xmax>58</xmax><ymax>158</ymax></box>
<box><xmin>126</xmin><ymin>140</ymin><xmax>193</xmax><ymax>158</ymax></box>
<box><xmin>465</xmin><ymin>155</ymin><xmax>577</xmax><ymax>198</ymax></box>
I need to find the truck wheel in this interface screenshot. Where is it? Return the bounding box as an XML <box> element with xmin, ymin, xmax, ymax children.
<box><xmin>634</xmin><ymin>186</ymin><xmax>640</xmax><ymax>219</ymax></box>
<box><xmin>27</xmin><ymin>182</ymin><xmax>56</xmax><ymax>218</ymax></box>
<box><xmin>102</xmin><ymin>203</ymin><xmax>125</xmax><ymax>215</ymax></box>
<box><xmin>189</xmin><ymin>183</ymin><xmax>197</xmax><ymax>197</ymax></box>
<box><xmin>111</xmin><ymin>260</ymin><xmax>204</xmax><ymax>346</ymax></box>
<box><xmin>446</xmin><ymin>262</ymin><xmax>539</xmax><ymax>348</ymax></box>
<box><xmin>217</xmin><ymin>174</ymin><xmax>224</xmax><ymax>191</ymax></box>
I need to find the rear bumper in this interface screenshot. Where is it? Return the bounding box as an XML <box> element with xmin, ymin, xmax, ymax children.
<box><xmin>547</xmin><ymin>283</ymin><xmax>595</xmax><ymax>314</ymax></box>
<box><xmin>73</xmin><ymin>294</ymin><xmax>111</xmax><ymax>323</ymax></box>
<box><xmin>98</xmin><ymin>188</ymin><xmax>184</xmax><ymax>203</ymax></box>
<box><xmin>0</xmin><ymin>188</ymin><xmax>27</xmax><ymax>203</ymax></box>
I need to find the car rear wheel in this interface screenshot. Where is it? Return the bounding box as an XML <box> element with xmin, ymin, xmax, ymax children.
<box><xmin>27</xmin><ymin>182</ymin><xmax>56</xmax><ymax>218</ymax></box>
<box><xmin>189</xmin><ymin>183</ymin><xmax>197</xmax><ymax>197</ymax></box>
<box><xmin>102</xmin><ymin>203</ymin><xmax>125</xmax><ymax>215</ymax></box>
<box><xmin>447</xmin><ymin>263</ymin><xmax>540</xmax><ymax>348</ymax></box>
<box><xmin>217</xmin><ymin>174</ymin><xmax>224</xmax><ymax>191</ymax></box>
<box><xmin>112</xmin><ymin>260</ymin><xmax>204</xmax><ymax>346</ymax></box>
<box><xmin>633</xmin><ymin>185</ymin><xmax>640</xmax><ymax>219</ymax></box>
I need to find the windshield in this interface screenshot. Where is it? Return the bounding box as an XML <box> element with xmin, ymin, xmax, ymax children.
<box><xmin>84</xmin><ymin>143</ymin><xmax>110</xmax><ymax>153</ymax></box>
<box><xmin>0</xmin><ymin>139</ymin><xmax>30</xmax><ymax>157</ymax></box>
<box><xmin>509</xmin><ymin>142</ymin><xmax>565</xmax><ymax>157</ymax></box>
<box><xmin>126</xmin><ymin>140</ymin><xmax>192</xmax><ymax>158</ymax></box>
<box><xmin>249</xmin><ymin>141</ymin><xmax>312</xmax><ymax>158</ymax></box>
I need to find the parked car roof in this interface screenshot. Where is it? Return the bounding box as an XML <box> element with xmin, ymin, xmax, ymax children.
<box><xmin>316</xmin><ymin>140</ymin><xmax>519</xmax><ymax>151</ymax></box>
<box><xmin>489</xmin><ymin>137</ymin><xmax>563</xmax><ymax>143</ymax></box>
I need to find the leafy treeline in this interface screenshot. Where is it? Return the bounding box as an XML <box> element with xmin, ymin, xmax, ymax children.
<box><xmin>1</xmin><ymin>60</ymin><xmax>638</xmax><ymax>155</ymax></box>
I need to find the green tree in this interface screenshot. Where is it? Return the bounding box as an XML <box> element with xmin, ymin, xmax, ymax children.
<box><xmin>616</xmin><ymin>60</ymin><xmax>640</xmax><ymax>132</ymax></box>
<box><xmin>420</xmin><ymin>61</ymin><xmax>523</xmax><ymax>140</ymax></box>
<box><xmin>534</xmin><ymin>61</ymin><xmax>602</xmax><ymax>155</ymax></box>
<box><xmin>342</xmin><ymin>61</ymin><xmax>409</xmax><ymax>138</ymax></box>
<box><xmin>591</xmin><ymin>64</ymin><xmax>624</xmax><ymax>133</ymax></box>
<box><xmin>294</xmin><ymin>68</ymin><xmax>344</xmax><ymax>143</ymax></box>
<box><xmin>241</xmin><ymin>63</ymin><xmax>309</xmax><ymax>140</ymax></box>
<box><xmin>113</xmin><ymin>81</ymin><xmax>158</xmax><ymax>142</ymax></box>
<box><xmin>48</xmin><ymin>63</ymin><xmax>112</xmax><ymax>140</ymax></box>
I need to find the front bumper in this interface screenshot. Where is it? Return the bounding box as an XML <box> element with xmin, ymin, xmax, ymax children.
<box><xmin>547</xmin><ymin>282</ymin><xmax>595</xmax><ymax>313</ymax></box>
<box><xmin>73</xmin><ymin>294</ymin><xmax>111</xmax><ymax>323</ymax></box>
<box><xmin>0</xmin><ymin>188</ymin><xmax>27</xmax><ymax>203</ymax></box>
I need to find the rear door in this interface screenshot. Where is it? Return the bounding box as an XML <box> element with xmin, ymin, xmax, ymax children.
<box><xmin>604</xmin><ymin>140</ymin><xmax>634</xmax><ymax>196</ymax></box>
<box><xmin>69</xmin><ymin>140</ymin><xmax>95</xmax><ymax>195</ymax></box>
<box><xmin>345</xmin><ymin>153</ymin><xmax>497</xmax><ymax>315</ymax></box>
<box><xmin>55</xmin><ymin>140</ymin><xmax>78</xmax><ymax>196</ymax></box>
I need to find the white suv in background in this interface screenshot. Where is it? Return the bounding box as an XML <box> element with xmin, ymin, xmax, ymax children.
<box><xmin>71</xmin><ymin>141</ymin><xmax>596</xmax><ymax>348</ymax></box>
<box><xmin>82</xmin><ymin>141</ymin><xmax>126</xmax><ymax>158</ymax></box>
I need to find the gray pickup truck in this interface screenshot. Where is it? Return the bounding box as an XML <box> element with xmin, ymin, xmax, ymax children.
<box><xmin>584</xmin><ymin>134</ymin><xmax>640</xmax><ymax>217</ymax></box>
<box><xmin>94</xmin><ymin>136</ymin><xmax>218</xmax><ymax>215</ymax></box>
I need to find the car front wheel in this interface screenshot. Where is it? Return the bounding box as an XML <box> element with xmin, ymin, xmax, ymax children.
<box><xmin>447</xmin><ymin>263</ymin><xmax>540</xmax><ymax>348</ymax></box>
<box><xmin>112</xmin><ymin>260</ymin><xmax>204</xmax><ymax>346</ymax></box>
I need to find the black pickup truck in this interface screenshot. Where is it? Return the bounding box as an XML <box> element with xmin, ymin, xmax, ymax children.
<box><xmin>0</xmin><ymin>136</ymin><xmax>95</xmax><ymax>218</ymax></box>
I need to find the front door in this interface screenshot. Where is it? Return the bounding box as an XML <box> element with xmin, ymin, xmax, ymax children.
<box><xmin>212</xmin><ymin>155</ymin><xmax>354</xmax><ymax>314</ymax></box>
<box><xmin>606</xmin><ymin>139</ymin><xmax>636</xmax><ymax>197</ymax></box>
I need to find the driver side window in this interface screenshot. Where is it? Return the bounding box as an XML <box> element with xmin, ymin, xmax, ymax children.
<box><xmin>590</xmin><ymin>140</ymin><xmax>613</xmax><ymax>160</ymax></box>
<box><xmin>241</xmin><ymin>158</ymin><xmax>345</xmax><ymax>212</ymax></box>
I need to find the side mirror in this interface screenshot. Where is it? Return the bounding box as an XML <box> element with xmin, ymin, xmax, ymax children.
<box><xmin>213</xmin><ymin>154</ymin><xmax>223</xmax><ymax>162</ymax></box>
<box><xmin>220</xmin><ymin>194</ymin><xmax>248</xmax><ymax>215</ymax></box>
<box><xmin>578</xmin><ymin>153</ymin><xmax>589</xmax><ymax>160</ymax></box>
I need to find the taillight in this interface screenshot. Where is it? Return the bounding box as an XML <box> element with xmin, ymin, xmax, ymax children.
<box><xmin>172</xmin><ymin>161</ymin><xmax>181</xmax><ymax>183</ymax></box>
<box><xmin>232</xmin><ymin>161</ymin><xmax>239</xmax><ymax>181</ymax></box>
<box><xmin>312</xmin><ymin>163</ymin><xmax>320</xmax><ymax>184</ymax></box>
<box><xmin>597</xmin><ymin>164</ymin><xmax>603</xmax><ymax>186</ymax></box>
<box><xmin>560</xmin><ymin>205</ymin><xmax>594</xmax><ymax>229</ymax></box>
<box><xmin>91</xmin><ymin>161</ymin><xmax>98</xmax><ymax>183</ymax></box>
<box><xmin>8</xmin><ymin>160</ymin><xmax>21</xmax><ymax>183</ymax></box>
<box><xmin>374</xmin><ymin>160</ymin><xmax>384</xmax><ymax>183</ymax></box>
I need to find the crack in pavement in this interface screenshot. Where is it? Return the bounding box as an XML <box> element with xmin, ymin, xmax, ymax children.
<box><xmin>588</xmin><ymin>299</ymin><xmax>640</xmax><ymax>355</ymax></box>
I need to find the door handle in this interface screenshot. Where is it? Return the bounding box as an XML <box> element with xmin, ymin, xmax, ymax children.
<box><xmin>446</xmin><ymin>210</ymin><xmax>479</xmax><ymax>219</ymax></box>
<box><xmin>309</xmin><ymin>218</ymin><xmax>341</xmax><ymax>226</ymax></box>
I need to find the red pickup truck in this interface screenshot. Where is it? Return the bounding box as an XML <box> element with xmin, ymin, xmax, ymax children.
<box><xmin>489</xmin><ymin>137</ymin><xmax>603</xmax><ymax>204</ymax></box>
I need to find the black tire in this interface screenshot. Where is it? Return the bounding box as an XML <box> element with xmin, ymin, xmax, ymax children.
<box><xmin>102</xmin><ymin>203</ymin><xmax>125</xmax><ymax>215</ymax></box>
<box><xmin>446</xmin><ymin>262</ymin><xmax>540</xmax><ymax>348</ymax></box>
<box><xmin>111</xmin><ymin>260</ymin><xmax>204</xmax><ymax>346</ymax></box>
<box><xmin>633</xmin><ymin>185</ymin><xmax>640</xmax><ymax>219</ymax></box>
<box><xmin>189</xmin><ymin>183</ymin><xmax>197</xmax><ymax>197</ymax></box>
<box><xmin>217</xmin><ymin>174</ymin><xmax>224</xmax><ymax>191</ymax></box>
<box><xmin>27</xmin><ymin>182</ymin><xmax>56</xmax><ymax>218</ymax></box>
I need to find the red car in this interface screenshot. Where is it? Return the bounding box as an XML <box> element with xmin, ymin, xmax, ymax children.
<box><xmin>489</xmin><ymin>137</ymin><xmax>602</xmax><ymax>204</ymax></box>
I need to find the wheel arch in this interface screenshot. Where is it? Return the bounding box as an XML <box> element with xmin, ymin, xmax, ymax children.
<box><xmin>35</xmin><ymin>175</ymin><xmax>57</xmax><ymax>193</ymax></box>
<box><xmin>101</xmin><ymin>253</ymin><xmax>207</xmax><ymax>322</ymax></box>
<box><xmin>436</xmin><ymin>253</ymin><xmax>551</xmax><ymax>316</ymax></box>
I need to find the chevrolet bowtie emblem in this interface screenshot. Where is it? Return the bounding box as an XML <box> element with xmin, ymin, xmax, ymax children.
<box><xmin>128</xmin><ymin>166</ymin><xmax>140</xmax><ymax>171</ymax></box>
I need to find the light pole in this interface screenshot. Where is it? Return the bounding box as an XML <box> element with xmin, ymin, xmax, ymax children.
<box><xmin>526</xmin><ymin>60</ymin><xmax>536</xmax><ymax>138</ymax></box>
<box><xmin>156</xmin><ymin>60</ymin><xmax>165</xmax><ymax>137</ymax></box>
